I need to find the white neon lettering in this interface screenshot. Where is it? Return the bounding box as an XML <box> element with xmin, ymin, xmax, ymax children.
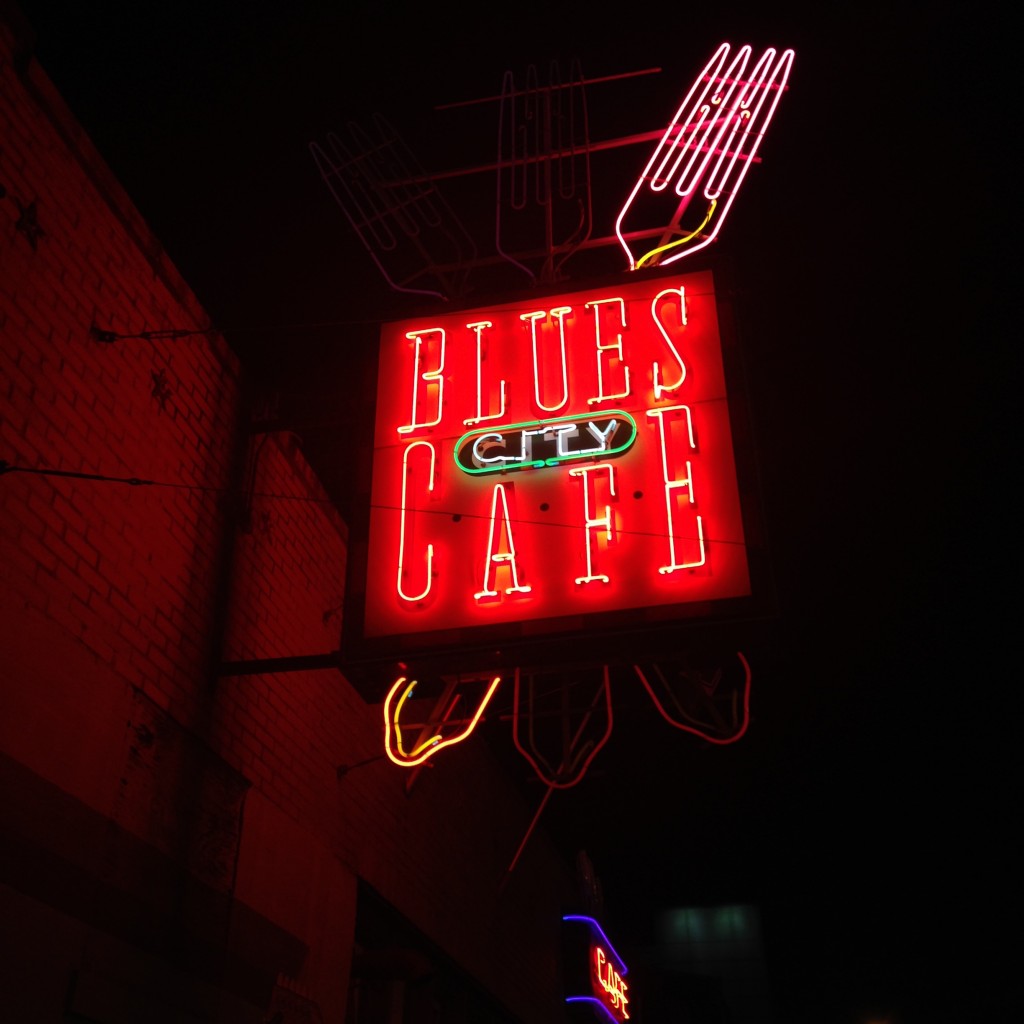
<box><xmin>465</xmin><ymin>420</ymin><xmax>622</xmax><ymax>469</ymax></box>
<box><xmin>396</xmin><ymin>441</ymin><xmax>436</xmax><ymax>602</ymax></box>
<box><xmin>522</xmin><ymin>427</ymin><xmax>549</xmax><ymax>457</ymax></box>
<box><xmin>472</xmin><ymin>432</ymin><xmax>527</xmax><ymax>466</ymax></box>
<box><xmin>463</xmin><ymin>320</ymin><xmax>507</xmax><ymax>425</ymax></box>
<box><xmin>398</xmin><ymin>328</ymin><xmax>445</xmax><ymax>434</ymax></box>
<box><xmin>651</xmin><ymin>287</ymin><xmax>687</xmax><ymax>399</ymax></box>
<box><xmin>551</xmin><ymin>423</ymin><xmax>578</xmax><ymax>458</ymax></box>
<box><xmin>568</xmin><ymin>464</ymin><xmax>616</xmax><ymax>585</ymax></box>
<box><xmin>523</xmin><ymin>307</ymin><xmax>570</xmax><ymax>412</ymax></box>
<box><xmin>474</xmin><ymin>483</ymin><xmax>532</xmax><ymax>599</ymax></box>
<box><xmin>585</xmin><ymin>298</ymin><xmax>631</xmax><ymax>405</ymax></box>
<box><xmin>646</xmin><ymin>405</ymin><xmax>705</xmax><ymax>572</ymax></box>
<box><xmin>585</xmin><ymin>420</ymin><xmax>617</xmax><ymax>450</ymax></box>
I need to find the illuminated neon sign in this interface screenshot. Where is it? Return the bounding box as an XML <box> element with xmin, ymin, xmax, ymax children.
<box><xmin>616</xmin><ymin>43</ymin><xmax>794</xmax><ymax>270</ymax></box>
<box><xmin>364</xmin><ymin>271</ymin><xmax>750</xmax><ymax>641</ymax></box>
<box><xmin>384</xmin><ymin>674</ymin><xmax>501</xmax><ymax>767</ymax></box>
<box><xmin>563</xmin><ymin>915</ymin><xmax>633</xmax><ymax>1023</ymax></box>
<box><xmin>594</xmin><ymin>946</ymin><xmax>630</xmax><ymax>1020</ymax></box>
<box><xmin>454</xmin><ymin>413</ymin><xmax>636</xmax><ymax>475</ymax></box>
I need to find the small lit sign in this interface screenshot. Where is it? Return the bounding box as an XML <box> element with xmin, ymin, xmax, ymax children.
<box><xmin>364</xmin><ymin>270</ymin><xmax>749</xmax><ymax>643</ymax></box>
<box><xmin>564</xmin><ymin>915</ymin><xmax>634</xmax><ymax>1023</ymax></box>
<box><xmin>593</xmin><ymin>946</ymin><xmax>630</xmax><ymax>1020</ymax></box>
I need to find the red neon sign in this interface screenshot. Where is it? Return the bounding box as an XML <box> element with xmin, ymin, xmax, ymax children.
<box><xmin>616</xmin><ymin>43</ymin><xmax>795</xmax><ymax>270</ymax></box>
<box><xmin>593</xmin><ymin>945</ymin><xmax>630</xmax><ymax>1021</ymax></box>
<box><xmin>364</xmin><ymin>271</ymin><xmax>749</xmax><ymax>641</ymax></box>
<box><xmin>564</xmin><ymin>915</ymin><xmax>633</xmax><ymax>1024</ymax></box>
<box><xmin>383</xmin><ymin>674</ymin><xmax>501</xmax><ymax>767</ymax></box>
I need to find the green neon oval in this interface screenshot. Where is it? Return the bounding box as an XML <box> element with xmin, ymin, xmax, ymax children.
<box><xmin>453</xmin><ymin>411</ymin><xmax>637</xmax><ymax>476</ymax></box>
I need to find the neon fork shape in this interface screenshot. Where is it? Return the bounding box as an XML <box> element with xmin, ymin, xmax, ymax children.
<box><xmin>310</xmin><ymin>114</ymin><xmax>476</xmax><ymax>301</ymax></box>
<box><xmin>615</xmin><ymin>42</ymin><xmax>794</xmax><ymax>270</ymax></box>
<box><xmin>495</xmin><ymin>60</ymin><xmax>593</xmax><ymax>283</ymax></box>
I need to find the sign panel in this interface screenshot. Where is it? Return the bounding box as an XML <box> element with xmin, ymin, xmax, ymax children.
<box><xmin>364</xmin><ymin>270</ymin><xmax>749</xmax><ymax>644</ymax></box>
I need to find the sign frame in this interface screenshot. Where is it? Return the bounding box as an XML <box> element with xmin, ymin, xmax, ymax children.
<box><xmin>339</xmin><ymin>259</ymin><xmax>774</xmax><ymax>691</ymax></box>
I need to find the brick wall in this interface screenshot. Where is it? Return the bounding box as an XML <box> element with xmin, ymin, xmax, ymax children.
<box><xmin>1</xmin><ymin>13</ymin><xmax>572</xmax><ymax>1023</ymax></box>
<box><xmin>1</xmin><ymin>13</ymin><xmax>241</xmax><ymax>809</ymax></box>
<box><xmin>219</xmin><ymin>430</ymin><xmax>572</xmax><ymax>1021</ymax></box>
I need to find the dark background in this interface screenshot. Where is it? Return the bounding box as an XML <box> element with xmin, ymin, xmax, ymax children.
<box><xmin>10</xmin><ymin>3</ymin><xmax>1006</xmax><ymax>1022</ymax></box>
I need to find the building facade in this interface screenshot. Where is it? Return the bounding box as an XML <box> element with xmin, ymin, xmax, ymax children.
<box><xmin>1</xmin><ymin>11</ymin><xmax>575</xmax><ymax>1022</ymax></box>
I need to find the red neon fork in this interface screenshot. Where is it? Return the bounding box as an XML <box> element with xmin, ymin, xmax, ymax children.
<box><xmin>615</xmin><ymin>43</ymin><xmax>794</xmax><ymax>270</ymax></box>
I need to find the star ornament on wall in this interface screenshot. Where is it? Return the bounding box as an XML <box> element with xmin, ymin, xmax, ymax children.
<box><xmin>14</xmin><ymin>197</ymin><xmax>45</xmax><ymax>250</ymax></box>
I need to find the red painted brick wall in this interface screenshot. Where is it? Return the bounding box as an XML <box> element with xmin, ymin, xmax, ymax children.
<box><xmin>218</xmin><ymin>429</ymin><xmax>575</xmax><ymax>1019</ymax></box>
<box><xmin>1</xmin><ymin>14</ymin><xmax>573</xmax><ymax>1023</ymax></box>
<box><xmin>1</xmin><ymin>15</ymin><xmax>241</xmax><ymax>797</ymax></box>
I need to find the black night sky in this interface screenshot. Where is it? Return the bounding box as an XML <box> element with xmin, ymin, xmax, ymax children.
<box><xmin>10</xmin><ymin>3</ymin><xmax>1006</xmax><ymax>1022</ymax></box>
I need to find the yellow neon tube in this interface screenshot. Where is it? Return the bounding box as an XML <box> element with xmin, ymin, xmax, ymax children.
<box><xmin>635</xmin><ymin>199</ymin><xmax>717</xmax><ymax>269</ymax></box>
